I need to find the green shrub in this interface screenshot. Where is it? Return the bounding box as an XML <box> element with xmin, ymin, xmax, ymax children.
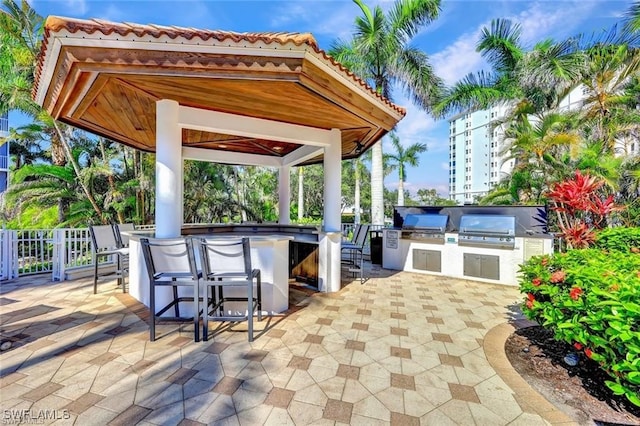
<box><xmin>519</xmin><ymin>247</ymin><xmax>640</xmax><ymax>407</ymax></box>
<box><xmin>595</xmin><ymin>227</ymin><xmax>640</xmax><ymax>253</ymax></box>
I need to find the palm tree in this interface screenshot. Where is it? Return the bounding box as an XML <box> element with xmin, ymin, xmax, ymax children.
<box><xmin>435</xmin><ymin>19</ymin><xmax>586</xmax><ymax>119</ymax></box>
<box><xmin>384</xmin><ymin>133</ymin><xmax>427</xmax><ymax>206</ymax></box>
<box><xmin>330</xmin><ymin>0</ymin><xmax>444</xmax><ymax>226</ymax></box>
<box><xmin>1</xmin><ymin>0</ymin><xmax>107</xmax><ymax>221</ymax></box>
<box><xmin>4</xmin><ymin>163</ymin><xmax>94</xmax><ymax>225</ymax></box>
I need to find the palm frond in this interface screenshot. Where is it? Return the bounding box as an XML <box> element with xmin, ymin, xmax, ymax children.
<box><xmin>477</xmin><ymin>19</ymin><xmax>524</xmax><ymax>73</ymax></box>
<box><xmin>390</xmin><ymin>46</ymin><xmax>444</xmax><ymax>111</ymax></box>
<box><xmin>388</xmin><ymin>0</ymin><xmax>441</xmax><ymax>41</ymax></box>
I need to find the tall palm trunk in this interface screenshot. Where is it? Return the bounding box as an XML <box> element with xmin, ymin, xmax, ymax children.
<box><xmin>234</xmin><ymin>167</ymin><xmax>248</xmax><ymax>222</ymax></box>
<box><xmin>354</xmin><ymin>159</ymin><xmax>361</xmax><ymax>224</ymax></box>
<box><xmin>371</xmin><ymin>142</ymin><xmax>384</xmax><ymax>225</ymax></box>
<box><xmin>297</xmin><ymin>167</ymin><xmax>304</xmax><ymax>220</ymax></box>
<box><xmin>397</xmin><ymin>176</ymin><xmax>405</xmax><ymax>206</ymax></box>
<box><xmin>99</xmin><ymin>138</ymin><xmax>125</xmax><ymax>224</ymax></box>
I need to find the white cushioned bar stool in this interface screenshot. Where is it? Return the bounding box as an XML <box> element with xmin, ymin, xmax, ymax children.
<box><xmin>140</xmin><ymin>237</ymin><xmax>202</xmax><ymax>342</ymax></box>
<box><xmin>195</xmin><ymin>237</ymin><xmax>262</xmax><ymax>342</ymax></box>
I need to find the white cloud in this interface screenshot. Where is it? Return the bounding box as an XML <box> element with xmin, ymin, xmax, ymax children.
<box><xmin>269</xmin><ymin>2</ymin><xmax>357</xmax><ymax>41</ymax></box>
<box><xmin>512</xmin><ymin>1</ymin><xmax>599</xmax><ymax>46</ymax></box>
<box><xmin>440</xmin><ymin>162</ymin><xmax>448</xmax><ymax>170</ymax></box>
<box><xmin>430</xmin><ymin>29</ymin><xmax>485</xmax><ymax>86</ymax></box>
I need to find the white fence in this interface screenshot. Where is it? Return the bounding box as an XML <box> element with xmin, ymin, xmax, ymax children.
<box><xmin>0</xmin><ymin>223</ymin><xmax>380</xmax><ymax>282</ymax></box>
<box><xmin>0</xmin><ymin>228</ymin><xmax>95</xmax><ymax>281</ymax></box>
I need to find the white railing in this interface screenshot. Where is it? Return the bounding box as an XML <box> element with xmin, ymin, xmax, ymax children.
<box><xmin>1</xmin><ymin>229</ymin><xmax>18</xmax><ymax>280</ymax></box>
<box><xmin>1</xmin><ymin>223</ymin><xmax>379</xmax><ymax>282</ymax></box>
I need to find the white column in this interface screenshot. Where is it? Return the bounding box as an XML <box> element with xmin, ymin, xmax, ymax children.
<box><xmin>322</xmin><ymin>128</ymin><xmax>342</xmax><ymax>292</ymax></box>
<box><xmin>323</xmin><ymin>129</ymin><xmax>342</xmax><ymax>232</ymax></box>
<box><xmin>155</xmin><ymin>99</ymin><xmax>183</xmax><ymax>238</ymax></box>
<box><xmin>278</xmin><ymin>165</ymin><xmax>291</xmax><ymax>224</ymax></box>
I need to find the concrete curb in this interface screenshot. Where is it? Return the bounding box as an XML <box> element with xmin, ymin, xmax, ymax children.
<box><xmin>484</xmin><ymin>322</ymin><xmax>579</xmax><ymax>426</ymax></box>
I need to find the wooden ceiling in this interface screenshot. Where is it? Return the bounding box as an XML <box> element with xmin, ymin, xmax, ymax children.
<box><xmin>34</xmin><ymin>17</ymin><xmax>405</xmax><ymax>165</ymax></box>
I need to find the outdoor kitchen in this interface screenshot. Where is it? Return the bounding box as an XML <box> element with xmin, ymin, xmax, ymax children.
<box><xmin>382</xmin><ymin>206</ymin><xmax>554</xmax><ymax>285</ymax></box>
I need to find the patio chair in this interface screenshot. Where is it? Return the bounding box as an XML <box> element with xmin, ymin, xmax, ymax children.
<box><xmin>195</xmin><ymin>237</ymin><xmax>262</xmax><ymax>342</ymax></box>
<box><xmin>89</xmin><ymin>224</ymin><xmax>129</xmax><ymax>294</ymax></box>
<box><xmin>140</xmin><ymin>237</ymin><xmax>202</xmax><ymax>342</ymax></box>
<box><xmin>341</xmin><ymin>224</ymin><xmax>369</xmax><ymax>284</ymax></box>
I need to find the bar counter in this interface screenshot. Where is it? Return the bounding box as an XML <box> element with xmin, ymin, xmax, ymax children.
<box><xmin>127</xmin><ymin>225</ymin><xmax>319</xmax><ymax>316</ymax></box>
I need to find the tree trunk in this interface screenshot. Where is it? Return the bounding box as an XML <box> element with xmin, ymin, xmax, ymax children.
<box><xmin>50</xmin><ymin>136</ymin><xmax>66</xmax><ymax>167</ymax></box>
<box><xmin>134</xmin><ymin>149</ymin><xmax>143</xmax><ymax>223</ymax></box>
<box><xmin>99</xmin><ymin>138</ymin><xmax>125</xmax><ymax>224</ymax></box>
<box><xmin>52</xmin><ymin>121</ymin><xmax>105</xmax><ymax>223</ymax></box>
<box><xmin>235</xmin><ymin>167</ymin><xmax>248</xmax><ymax>222</ymax></box>
<box><xmin>397</xmin><ymin>179</ymin><xmax>405</xmax><ymax>206</ymax></box>
<box><xmin>371</xmin><ymin>141</ymin><xmax>384</xmax><ymax>225</ymax></box>
<box><xmin>354</xmin><ymin>160</ymin><xmax>361</xmax><ymax>224</ymax></box>
<box><xmin>297</xmin><ymin>167</ymin><xmax>304</xmax><ymax>220</ymax></box>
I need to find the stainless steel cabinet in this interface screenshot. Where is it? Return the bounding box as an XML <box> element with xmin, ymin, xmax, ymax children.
<box><xmin>412</xmin><ymin>249</ymin><xmax>442</xmax><ymax>272</ymax></box>
<box><xmin>463</xmin><ymin>253</ymin><xmax>499</xmax><ymax>280</ymax></box>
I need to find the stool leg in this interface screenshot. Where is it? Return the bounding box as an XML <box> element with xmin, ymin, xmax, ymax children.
<box><xmin>150</xmin><ymin>281</ymin><xmax>156</xmax><ymax>341</ymax></box>
<box><xmin>173</xmin><ymin>284</ymin><xmax>180</xmax><ymax>317</ymax></box>
<box><xmin>203</xmin><ymin>285</ymin><xmax>210</xmax><ymax>342</ymax></box>
<box><xmin>93</xmin><ymin>253</ymin><xmax>99</xmax><ymax>294</ymax></box>
<box><xmin>248</xmin><ymin>279</ymin><xmax>253</xmax><ymax>342</ymax></box>
<box><xmin>193</xmin><ymin>281</ymin><xmax>199</xmax><ymax>342</ymax></box>
<box><xmin>257</xmin><ymin>273</ymin><xmax>262</xmax><ymax>322</ymax></box>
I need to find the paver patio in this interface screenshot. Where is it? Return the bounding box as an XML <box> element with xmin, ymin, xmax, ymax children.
<box><xmin>0</xmin><ymin>265</ymin><xmax>575</xmax><ymax>425</ymax></box>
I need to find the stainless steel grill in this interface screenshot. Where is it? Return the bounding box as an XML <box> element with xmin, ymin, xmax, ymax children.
<box><xmin>401</xmin><ymin>214</ymin><xmax>448</xmax><ymax>244</ymax></box>
<box><xmin>458</xmin><ymin>215</ymin><xmax>516</xmax><ymax>250</ymax></box>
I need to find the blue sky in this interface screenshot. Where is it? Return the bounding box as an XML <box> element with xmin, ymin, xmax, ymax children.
<box><xmin>15</xmin><ymin>0</ymin><xmax>632</xmax><ymax>196</ymax></box>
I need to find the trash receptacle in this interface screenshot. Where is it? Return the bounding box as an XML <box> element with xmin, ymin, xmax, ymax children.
<box><xmin>370</xmin><ymin>230</ymin><xmax>383</xmax><ymax>265</ymax></box>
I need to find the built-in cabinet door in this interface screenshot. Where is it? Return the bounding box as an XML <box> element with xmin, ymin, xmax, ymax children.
<box><xmin>463</xmin><ymin>253</ymin><xmax>499</xmax><ymax>280</ymax></box>
<box><xmin>412</xmin><ymin>249</ymin><xmax>442</xmax><ymax>272</ymax></box>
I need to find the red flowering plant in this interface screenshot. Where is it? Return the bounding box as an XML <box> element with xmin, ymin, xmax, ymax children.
<box><xmin>518</xmin><ymin>240</ymin><xmax>640</xmax><ymax>407</ymax></box>
<box><xmin>547</xmin><ymin>170</ymin><xmax>624</xmax><ymax>250</ymax></box>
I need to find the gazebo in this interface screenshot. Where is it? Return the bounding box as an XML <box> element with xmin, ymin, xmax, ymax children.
<box><xmin>33</xmin><ymin>16</ymin><xmax>405</xmax><ymax>295</ymax></box>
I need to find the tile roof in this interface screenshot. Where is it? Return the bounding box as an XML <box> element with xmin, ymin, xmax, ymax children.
<box><xmin>34</xmin><ymin>16</ymin><xmax>405</xmax><ymax>116</ymax></box>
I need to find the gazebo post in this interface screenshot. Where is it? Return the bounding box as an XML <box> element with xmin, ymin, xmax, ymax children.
<box><xmin>155</xmin><ymin>99</ymin><xmax>183</xmax><ymax>238</ymax></box>
<box><xmin>319</xmin><ymin>129</ymin><xmax>342</xmax><ymax>292</ymax></box>
<box><xmin>278</xmin><ymin>165</ymin><xmax>291</xmax><ymax>224</ymax></box>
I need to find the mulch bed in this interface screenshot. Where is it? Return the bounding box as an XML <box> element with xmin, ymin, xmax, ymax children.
<box><xmin>505</xmin><ymin>326</ymin><xmax>640</xmax><ymax>425</ymax></box>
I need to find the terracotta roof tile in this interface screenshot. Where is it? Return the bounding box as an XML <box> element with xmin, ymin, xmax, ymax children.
<box><xmin>34</xmin><ymin>16</ymin><xmax>405</xmax><ymax>116</ymax></box>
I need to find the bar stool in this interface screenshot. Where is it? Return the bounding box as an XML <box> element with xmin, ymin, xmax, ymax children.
<box><xmin>341</xmin><ymin>224</ymin><xmax>369</xmax><ymax>284</ymax></box>
<box><xmin>195</xmin><ymin>237</ymin><xmax>262</xmax><ymax>342</ymax></box>
<box><xmin>89</xmin><ymin>224</ymin><xmax>129</xmax><ymax>294</ymax></box>
<box><xmin>140</xmin><ymin>237</ymin><xmax>202</xmax><ymax>342</ymax></box>
<box><xmin>113</xmin><ymin>223</ymin><xmax>135</xmax><ymax>248</ymax></box>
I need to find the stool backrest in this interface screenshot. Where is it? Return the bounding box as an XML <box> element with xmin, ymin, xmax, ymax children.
<box><xmin>114</xmin><ymin>223</ymin><xmax>135</xmax><ymax>248</ymax></box>
<box><xmin>196</xmin><ymin>237</ymin><xmax>251</xmax><ymax>277</ymax></box>
<box><xmin>353</xmin><ymin>224</ymin><xmax>370</xmax><ymax>247</ymax></box>
<box><xmin>140</xmin><ymin>237</ymin><xmax>198</xmax><ymax>279</ymax></box>
<box><xmin>89</xmin><ymin>225</ymin><xmax>119</xmax><ymax>252</ymax></box>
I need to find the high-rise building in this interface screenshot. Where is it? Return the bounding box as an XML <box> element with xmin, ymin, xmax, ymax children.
<box><xmin>0</xmin><ymin>112</ymin><xmax>8</xmax><ymax>193</ymax></box>
<box><xmin>448</xmin><ymin>104</ymin><xmax>511</xmax><ymax>204</ymax></box>
<box><xmin>448</xmin><ymin>87</ymin><xmax>588</xmax><ymax>205</ymax></box>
